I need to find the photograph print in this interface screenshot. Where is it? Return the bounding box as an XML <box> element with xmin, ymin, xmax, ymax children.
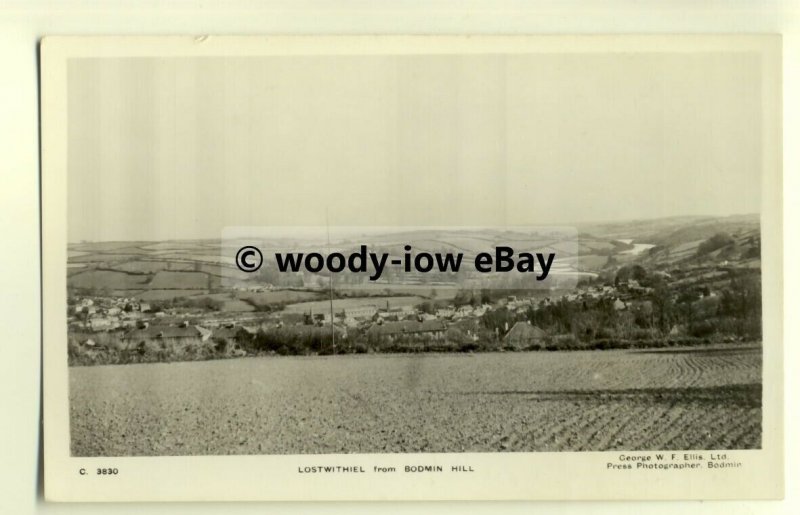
<box><xmin>64</xmin><ymin>41</ymin><xmax>766</xmax><ymax>458</ymax></box>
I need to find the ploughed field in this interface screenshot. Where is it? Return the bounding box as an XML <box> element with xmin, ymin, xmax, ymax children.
<box><xmin>70</xmin><ymin>344</ymin><xmax>762</xmax><ymax>456</ymax></box>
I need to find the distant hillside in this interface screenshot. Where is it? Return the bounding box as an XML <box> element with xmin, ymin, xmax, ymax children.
<box><xmin>68</xmin><ymin>214</ymin><xmax>761</xmax><ymax>295</ymax></box>
<box><xmin>577</xmin><ymin>214</ymin><xmax>758</xmax><ymax>245</ymax></box>
<box><xmin>562</xmin><ymin>214</ymin><xmax>759</xmax><ymax>272</ymax></box>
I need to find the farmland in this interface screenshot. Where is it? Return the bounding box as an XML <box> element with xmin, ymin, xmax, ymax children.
<box><xmin>148</xmin><ymin>271</ymin><xmax>209</xmax><ymax>289</ymax></box>
<box><xmin>238</xmin><ymin>290</ymin><xmax>325</xmax><ymax>308</ymax></box>
<box><xmin>69</xmin><ymin>270</ymin><xmax>150</xmax><ymax>290</ymax></box>
<box><xmin>69</xmin><ymin>343</ymin><xmax>761</xmax><ymax>456</ymax></box>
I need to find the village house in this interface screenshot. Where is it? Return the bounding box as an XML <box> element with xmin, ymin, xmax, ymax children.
<box><xmin>211</xmin><ymin>325</ymin><xmax>241</xmax><ymax>340</ymax></box>
<box><xmin>367</xmin><ymin>320</ymin><xmax>447</xmax><ymax>343</ymax></box>
<box><xmin>454</xmin><ymin>305</ymin><xmax>474</xmax><ymax>318</ymax></box>
<box><xmin>435</xmin><ymin>307</ymin><xmax>455</xmax><ymax>318</ymax></box>
<box><xmin>86</xmin><ymin>316</ymin><xmax>118</xmax><ymax>331</ymax></box>
<box><xmin>121</xmin><ymin>321</ymin><xmax>211</xmax><ymax>347</ymax></box>
<box><xmin>390</xmin><ymin>305</ymin><xmax>415</xmax><ymax>314</ymax></box>
<box><xmin>343</xmin><ymin>305</ymin><xmax>378</xmax><ymax>319</ymax></box>
<box><xmin>503</xmin><ymin>321</ymin><xmax>547</xmax><ymax>350</ymax></box>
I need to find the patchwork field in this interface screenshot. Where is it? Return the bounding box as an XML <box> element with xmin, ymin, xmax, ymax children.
<box><xmin>136</xmin><ymin>289</ymin><xmax>211</xmax><ymax>301</ymax></box>
<box><xmin>70</xmin><ymin>343</ymin><xmax>761</xmax><ymax>456</ymax></box>
<box><xmin>147</xmin><ymin>271</ymin><xmax>209</xmax><ymax>289</ymax></box>
<box><xmin>69</xmin><ymin>270</ymin><xmax>150</xmax><ymax>290</ymax></box>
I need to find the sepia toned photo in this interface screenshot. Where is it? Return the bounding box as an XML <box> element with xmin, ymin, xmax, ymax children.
<box><xmin>42</xmin><ymin>36</ymin><xmax>783</xmax><ymax>501</ymax></box>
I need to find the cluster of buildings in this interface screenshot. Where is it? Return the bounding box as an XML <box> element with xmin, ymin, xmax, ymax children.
<box><xmin>299</xmin><ymin>301</ymin><xmax>494</xmax><ymax>331</ymax></box>
<box><xmin>68</xmin><ymin>297</ymin><xmax>155</xmax><ymax>332</ymax></box>
<box><xmin>68</xmin><ymin>274</ymin><xmax>660</xmax><ymax>354</ymax></box>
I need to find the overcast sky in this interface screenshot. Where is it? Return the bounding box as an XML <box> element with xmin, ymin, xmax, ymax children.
<box><xmin>68</xmin><ymin>52</ymin><xmax>763</xmax><ymax>242</ymax></box>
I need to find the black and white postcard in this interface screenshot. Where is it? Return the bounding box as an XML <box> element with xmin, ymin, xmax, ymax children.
<box><xmin>41</xmin><ymin>35</ymin><xmax>783</xmax><ymax>501</ymax></box>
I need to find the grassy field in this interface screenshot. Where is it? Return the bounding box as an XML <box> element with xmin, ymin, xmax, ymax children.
<box><xmin>69</xmin><ymin>270</ymin><xmax>151</xmax><ymax>289</ymax></box>
<box><xmin>238</xmin><ymin>290</ymin><xmax>324</xmax><ymax>308</ymax></box>
<box><xmin>147</xmin><ymin>271</ymin><xmax>208</xmax><ymax>289</ymax></box>
<box><xmin>135</xmin><ymin>289</ymin><xmax>211</xmax><ymax>301</ymax></box>
<box><xmin>69</xmin><ymin>343</ymin><xmax>761</xmax><ymax>456</ymax></box>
